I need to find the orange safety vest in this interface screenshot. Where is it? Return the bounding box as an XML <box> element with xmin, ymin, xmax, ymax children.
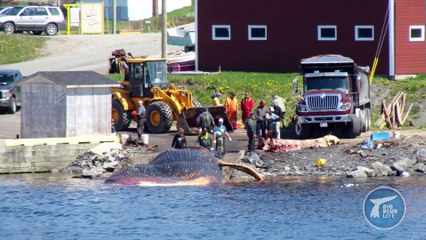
<box><xmin>225</xmin><ymin>97</ymin><xmax>238</xmax><ymax>112</ymax></box>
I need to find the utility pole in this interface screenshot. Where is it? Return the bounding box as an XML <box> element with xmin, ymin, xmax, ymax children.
<box><xmin>152</xmin><ymin>0</ymin><xmax>158</xmax><ymax>17</ymax></box>
<box><xmin>113</xmin><ymin>0</ymin><xmax>117</xmax><ymax>34</ymax></box>
<box><xmin>161</xmin><ymin>0</ymin><xmax>167</xmax><ymax>58</ymax></box>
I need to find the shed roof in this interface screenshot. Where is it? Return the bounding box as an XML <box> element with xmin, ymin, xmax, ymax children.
<box><xmin>16</xmin><ymin>71</ymin><xmax>121</xmax><ymax>88</ymax></box>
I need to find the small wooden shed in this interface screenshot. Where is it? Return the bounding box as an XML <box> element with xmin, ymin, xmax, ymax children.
<box><xmin>16</xmin><ymin>71</ymin><xmax>120</xmax><ymax>138</ymax></box>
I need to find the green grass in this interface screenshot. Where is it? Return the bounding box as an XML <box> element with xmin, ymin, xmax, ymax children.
<box><xmin>168</xmin><ymin>72</ymin><xmax>300</xmax><ymax>125</ymax></box>
<box><xmin>373</xmin><ymin>75</ymin><xmax>426</xmax><ymax>127</ymax></box>
<box><xmin>0</xmin><ymin>33</ymin><xmax>47</xmax><ymax>64</ymax></box>
<box><xmin>108</xmin><ymin>72</ymin><xmax>426</xmax><ymax>130</ymax></box>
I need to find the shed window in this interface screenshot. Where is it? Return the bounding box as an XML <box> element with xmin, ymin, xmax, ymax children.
<box><xmin>248</xmin><ymin>25</ymin><xmax>267</xmax><ymax>40</ymax></box>
<box><xmin>212</xmin><ymin>25</ymin><xmax>231</xmax><ymax>40</ymax></box>
<box><xmin>410</xmin><ymin>25</ymin><xmax>425</xmax><ymax>41</ymax></box>
<box><xmin>318</xmin><ymin>25</ymin><xmax>337</xmax><ymax>41</ymax></box>
<box><xmin>355</xmin><ymin>26</ymin><xmax>374</xmax><ymax>41</ymax></box>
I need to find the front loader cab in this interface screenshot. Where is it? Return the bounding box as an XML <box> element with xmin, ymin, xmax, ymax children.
<box><xmin>126</xmin><ymin>59</ymin><xmax>168</xmax><ymax>98</ymax></box>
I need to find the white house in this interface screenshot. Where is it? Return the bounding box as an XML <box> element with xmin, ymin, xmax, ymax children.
<box><xmin>104</xmin><ymin>0</ymin><xmax>192</xmax><ymax>21</ymax></box>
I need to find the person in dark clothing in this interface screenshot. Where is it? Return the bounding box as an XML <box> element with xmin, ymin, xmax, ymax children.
<box><xmin>255</xmin><ymin>100</ymin><xmax>267</xmax><ymax>140</ymax></box>
<box><xmin>196</xmin><ymin>107</ymin><xmax>215</xmax><ymax>132</ymax></box>
<box><xmin>171</xmin><ymin>128</ymin><xmax>187</xmax><ymax>149</ymax></box>
<box><xmin>246</xmin><ymin>112</ymin><xmax>257</xmax><ymax>153</ymax></box>
<box><xmin>271</xmin><ymin>100</ymin><xmax>283</xmax><ymax>139</ymax></box>
<box><xmin>197</xmin><ymin>128</ymin><xmax>213</xmax><ymax>151</ymax></box>
<box><xmin>136</xmin><ymin>100</ymin><xmax>146</xmax><ymax>140</ymax></box>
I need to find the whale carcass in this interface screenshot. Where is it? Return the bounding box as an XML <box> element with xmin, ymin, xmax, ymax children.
<box><xmin>106</xmin><ymin>148</ymin><xmax>263</xmax><ymax>186</ymax></box>
<box><xmin>262</xmin><ymin>135</ymin><xmax>339</xmax><ymax>153</ymax></box>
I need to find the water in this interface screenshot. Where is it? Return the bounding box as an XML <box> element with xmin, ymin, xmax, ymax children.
<box><xmin>0</xmin><ymin>173</ymin><xmax>425</xmax><ymax>240</ymax></box>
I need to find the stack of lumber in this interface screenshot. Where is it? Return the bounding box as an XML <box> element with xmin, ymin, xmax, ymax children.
<box><xmin>375</xmin><ymin>91</ymin><xmax>413</xmax><ymax>129</ymax></box>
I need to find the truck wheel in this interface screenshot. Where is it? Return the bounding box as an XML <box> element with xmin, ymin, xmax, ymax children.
<box><xmin>360</xmin><ymin>109</ymin><xmax>367</xmax><ymax>132</ymax></box>
<box><xmin>365</xmin><ymin>108</ymin><xmax>371</xmax><ymax>131</ymax></box>
<box><xmin>347</xmin><ymin>117</ymin><xmax>362</xmax><ymax>138</ymax></box>
<box><xmin>8</xmin><ymin>98</ymin><xmax>16</xmax><ymax>114</ymax></box>
<box><xmin>294</xmin><ymin>120</ymin><xmax>311</xmax><ymax>139</ymax></box>
<box><xmin>146</xmin><ymin>101</ymin><xmax>173</xmax><ymax>133</ymax></box>
<box><xmin>112</xmin><ymin>100</ymin><xmax>131</xmax><ymax>131</ymax></box>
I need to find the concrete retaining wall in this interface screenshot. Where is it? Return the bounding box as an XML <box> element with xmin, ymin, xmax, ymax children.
<box><xmin>0</xmin><ymin>136</ymin><xmax>119</xmax><ymax>174</ymax></box>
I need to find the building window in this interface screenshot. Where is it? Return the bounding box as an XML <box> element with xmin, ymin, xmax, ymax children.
<box><xmin>248</xmin><ymin>25</ymin><xmax>267</xmax><ymax>40</ymax></box>
<box><xmin>410</xmin><ymin>25</ymin><xmax>425</xmax><ymax>41</ymax></box>
<box><xmin>318</xmin><ymin>25</ymin><xmax>337</xmax><ymax>41</ymax></box>
<box><xmin>212</xmin><ymin>25</ymin><xmax>231</xmax><ymax>40</ymax></box>
<box><xmin>355</xmin><ymin>25</ymin><xmax>374</xmax><ymax>41</ymax></box>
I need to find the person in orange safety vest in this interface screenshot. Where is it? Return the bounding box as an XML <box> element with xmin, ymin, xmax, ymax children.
<box><xmin>225</xmin><ymin>92</ymin><xmax>239</xmax><ymax>129</ymax></box>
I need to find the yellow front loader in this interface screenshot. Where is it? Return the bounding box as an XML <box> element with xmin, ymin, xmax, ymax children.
<box><xmin>111</xmin><ymin>56</ymin><xmax>232</xmax><ymax>134</ymax></box>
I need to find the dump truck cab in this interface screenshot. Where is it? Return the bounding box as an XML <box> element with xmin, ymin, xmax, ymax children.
<box><xmin>293</xmin><ymin>54</ymin><xmax>371</xmax><ymax>139</ymax></box>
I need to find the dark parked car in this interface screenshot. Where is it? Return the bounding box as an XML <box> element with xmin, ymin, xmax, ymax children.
<box><xmin>0</xmin><ymin>69</ymin><xmax>22</xmax><ymax>113</ymax></box>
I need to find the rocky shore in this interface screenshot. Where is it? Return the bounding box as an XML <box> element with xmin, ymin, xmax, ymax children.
<box><xmin>237</xmin><ymin>134</ymin><xmax>426</xmax><ymax>179</ymax></box>
<box><xmin>60</xmin><ymin>132</ymin><xmax>426</xmax><ymax>181</ymax></box>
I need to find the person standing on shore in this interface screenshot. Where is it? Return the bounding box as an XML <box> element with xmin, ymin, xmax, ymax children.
<box><xmin>136</xmin><ymin>100</ymin><xmax>146</xmax><ymax>141</ymax></box>
<box><xmin>225</xmin><ymin>92</ymin><xmax>239</xmax><ymax>129</ymax></box>
<box><xmin>196</xmin><ymin>107</ymin><xmax>215</xmax><ymax>133</ymax></box>
<box><xmin>271</xmin><ymin>100</ymin><xmax>282</xmax><ymax>139</ymax></box>
<box><xmin>241</xmin><ymin>92</ymin><xmax>254</xmax><ymax>128</ymax></box>
<box><xmin>197</xmin><ymin>128</ymin><xmax>213</xmax><ymax>151</ymax></box>
<box><xmin>246</xmin><ymin>112</ymin><xmax>257</xmax><ymax>153</ymax></box>
<box><xmin>255</xmin><ymin>100</ymin><xmax>267</xmax><ymax>140</ymax></box>
<box><xmin>171</xmin><ymin>128</ymin><xmax>187</xmax><ymax>149</ymax></box>
<box><xmin>213</xmin><ymin>118</ymin><xmax>232</xmax><ymax>159</ymax></box>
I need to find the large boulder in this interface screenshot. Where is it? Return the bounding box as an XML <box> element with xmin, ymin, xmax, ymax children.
<box><xmin>392</xmin><ymin>157</ymin><xmax>417</xmax><ymax>173</ymax></box>
<box><xmin>416</xmin><ymin>149</ymin><xmax>426</xmax><ymax>163</ymax></box>
<box><xmin>347</xmin><ymin>166</ymin><xmax>374</xmax><ymax>178</ymax></box>
<box><xmin>371</xmin><ymin>161</ymin><xmax>388</xmax><ymax>177</ymax></box>
<box><xmin>412</xmin><ymin>162</ymin><xmax>426</xmax><ymax>173</ymax></box>
<box><xmin>89</xmin><ymin>142</ymin><xmax>123</xmax><ymax>156</ymax></box>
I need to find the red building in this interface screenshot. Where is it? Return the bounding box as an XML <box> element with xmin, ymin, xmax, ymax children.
<box><xmin>196</xmin><ymin>0</ymin><xmax>426</xmax><ymax>78</ymax></box>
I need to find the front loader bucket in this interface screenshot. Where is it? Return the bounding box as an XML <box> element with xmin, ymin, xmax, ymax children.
<box><xmin>177</xmin><ymin>106</ymin><xmax>233</xmax><ymax>135</ymax></box>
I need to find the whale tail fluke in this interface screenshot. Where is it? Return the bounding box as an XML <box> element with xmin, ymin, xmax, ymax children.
<box><xmin>218</xmin><ymin>160</ymin><xmax>263</xmax><ymax>181</ymax></box>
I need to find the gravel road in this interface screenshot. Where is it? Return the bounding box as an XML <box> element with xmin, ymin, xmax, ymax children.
<box><xmin>0</xmin><ymin>33</ymin><xmax>182</xmax><ymax>76</ymax></box>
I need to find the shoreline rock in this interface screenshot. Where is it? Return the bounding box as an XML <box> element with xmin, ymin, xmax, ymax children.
<box><xmin>63</xmin><ymin>135</ymin><xmax>426</xmax><ymax>181</ymax></box>
<box><xmin>232</xmin><ymin>143</ymin><xmax>426</xmax><ymax>180</ymax></box>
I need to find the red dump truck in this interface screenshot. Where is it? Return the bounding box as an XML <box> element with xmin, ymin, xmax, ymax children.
<box><xmin>293</xmin><ymin>54</ymin><xmax>371</xmax><ymax>139</ymax></box>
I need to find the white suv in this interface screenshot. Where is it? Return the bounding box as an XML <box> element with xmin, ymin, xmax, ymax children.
<box><xmin>0</xmin><ymin>6</ymin><xmax>65</xmax><ymax>35</ymax></box>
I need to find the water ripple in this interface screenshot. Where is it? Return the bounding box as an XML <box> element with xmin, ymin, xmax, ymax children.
<box><xmin>0</xmin><ymin>175</ymin><xmax>424</xmax><ymax>239</ymax></box>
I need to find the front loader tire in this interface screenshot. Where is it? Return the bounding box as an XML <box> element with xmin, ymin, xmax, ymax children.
<box><xmin>146</xmin><ymin>101</ymin><xmax>173</xmax><ymax>133</ymax></box>
<box><xmin>112</xmin><ymin>100</ymin><xmax>131</xmax><ymax>131</ymax></box>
